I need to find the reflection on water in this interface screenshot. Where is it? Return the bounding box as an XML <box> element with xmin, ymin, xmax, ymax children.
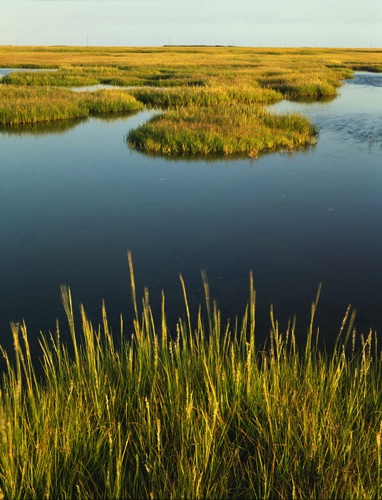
<box><xmin>0</xmin><ymin>73</ymin><xmax>382</xmax><ymax>355</ymax></box>
<box><xmin>0</xmin><ymin>118</ymin><xmax>86</xmax><ymax>136</ymax></box>
<box><xmin>0</xmin><ymin>113</ymin><xmax>145</xmax><ymax>137</ymax></box>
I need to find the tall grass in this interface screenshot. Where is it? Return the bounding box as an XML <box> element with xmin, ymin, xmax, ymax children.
<box><xmin>0</xmin><ymin>258</ymin><xmax>381</xmax><ymax>498</ymax></box>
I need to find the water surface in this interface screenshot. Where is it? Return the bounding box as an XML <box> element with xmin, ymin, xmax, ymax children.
<box><xmin>0</xmin><ymin>67</ymin><xmax>57</xmax><ymax>79</ymax></box>
<box><xmin>1</xmin><ymin>72</ymin><xmax>381</xmax><ymax>352</ymax></box>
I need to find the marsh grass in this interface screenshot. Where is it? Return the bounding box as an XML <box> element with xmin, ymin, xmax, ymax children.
<box><xmin>127</xmin><ymin>100</ymin><xmax>317</xmax><ymax>157</ymax></box>
<box><xmin>127</xmin><ymin>85</ymin><xmax>316</xmax><ymax>157</ymax></box>
<box><xmin>0</xmin><ymin>258</ymin><xmax>381</xmax><ymax>498</ymax></box>
<box><xmin>129</xmin><ymin>84</ymin><xmax>283</xmax><ymax>108</ymax></box>
<box><xmin>1</xmin><ymin>46</ymin><xmax>381</xmax><ymax>155</ymax></box>
<box><xmin>1</xmin><ymin>47</ymin><xmax>380</xmax><ymax>96</ymax></box>
<box><xmin>0</xmin><ymin>86</ymin><xmax>143</xmax><ymax>125</ymax></box>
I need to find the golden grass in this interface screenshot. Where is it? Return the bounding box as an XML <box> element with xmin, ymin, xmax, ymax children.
<box><xmin>0</xmin><ymin>45</ymin><xmax>381</xmax><ymax>70</ymax></box>
<box><xmin>127</xmin><ymin>102</ymin><xmax>317</xmax><ymax>157</ymax></box>
<box><xmin>1</xmin><ymin>45</ymin><xmax>381</xmax><ymax>155</ymax></box>
<box><xmin>1</xmin><ymin>46</ymin><xmax>381</xmax><ymax>93</ymax></box>
<box><xmin>0</xmin><ymin>86</ymin><xmax>143</xmax><ymax>125</ymax></box>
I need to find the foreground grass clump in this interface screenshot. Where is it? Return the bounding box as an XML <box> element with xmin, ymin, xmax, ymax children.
<box><xmin>0</xmin><ymin>261</ymin><xmax>381</xmax><ymax>499</ymax></box>
<box><xmin>0</xmin><ymin>86</ymin><xmax>143</xmax><ymax>125</ymax></box>
<box><xmin>128</xmin><ymin>100</ymin><xmax>317</xmax><ymax>157</ymax></box>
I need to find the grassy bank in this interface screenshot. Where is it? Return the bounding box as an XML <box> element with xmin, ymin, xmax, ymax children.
<box><xmin>0</xmin><ymin>259</ymin><xmax>381</xmax><ymax>498</ymax></box>
<box><xmin>0</xmin><ymin>86</ymin><xmax>143</xmax><ymax>125</ymax></box>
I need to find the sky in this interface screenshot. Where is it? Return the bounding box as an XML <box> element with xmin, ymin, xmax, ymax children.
<box><xmin>0</xmin><ymin>0</ymin><xmax>381</xmax><ymax>48</ymax></box>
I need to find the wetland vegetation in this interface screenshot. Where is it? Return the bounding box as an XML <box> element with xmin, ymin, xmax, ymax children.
<box><xmin>0</xmin><ymin>86</ymin><xmax>143</xmax><ymax>125</ymax></box>
<box><xmin>1</xmin><ymin>45</ymin><xmax>381</xmax><ymax>156</ymax></box>
<box><xmin>127</xmin><ymin>85</ymin><xmax>317</xmax><ymax>156</ymax></box>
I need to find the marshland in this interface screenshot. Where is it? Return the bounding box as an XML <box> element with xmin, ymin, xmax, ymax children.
<box><xmin>1</xmin><ymin>46</ymin><xmax>382</xmax><ymax>497</ymax></box>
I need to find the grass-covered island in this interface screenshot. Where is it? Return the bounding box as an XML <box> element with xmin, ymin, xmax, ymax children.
<box><xmin>127</xmin><ymin>85</ymin><xmax>316</xmax><ymax>157</ymax></box>
<box><xmin>1</xmin><ymin>45</ymin><xmax>381</xmax><ymax>156</ymax></box>
<box><xmin>0</xmin><ymin>258</ymin><xmax>381</xmax><ymax>498</ymax></box>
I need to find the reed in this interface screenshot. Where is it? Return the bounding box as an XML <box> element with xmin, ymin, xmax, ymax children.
<box><xmin>0</xmin><ymin>260</ymin><xmax>381</xmax><ymax>498</ymax></box>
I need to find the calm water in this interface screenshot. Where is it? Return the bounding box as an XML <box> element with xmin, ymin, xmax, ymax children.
<box><xmin>1</xmin><ymin>72</ymin><xmax>381</xmax><ymax>353</ymax></box>
<box><xmin>0</xmin><ymin>68</ymin><xmax>57</xmax><ymax>79</ymax></box>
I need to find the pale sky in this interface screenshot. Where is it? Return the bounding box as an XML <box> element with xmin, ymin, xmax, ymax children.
<box><xmin>0</xmin><ymin>0</ymin><xmax>381</xmax><ymax>48</ymax></box>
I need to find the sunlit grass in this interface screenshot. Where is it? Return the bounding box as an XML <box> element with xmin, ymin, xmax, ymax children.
<box><xmin>129</xmin><ymin>84</ymin><xmax>283</xmax><ymax>107</ymax></box>
<box><xmin>0</xmin><ymin>86</ymin><xmax>143</xmax><ymax>125</ymax></box>
<box><xmin>0</xmin><ymin>258</ymin><xmax>381</xmax><ymax>498</ymax></box>
<box><xmin>1</xmin><ymin>46</ymin><xmax>381</xmax><ymax>94</ymax></box>
<box><xmin>127</xmin><ymin>99</ymin><xmax>317</xmax><ymax>157</ymax></box>
<box><xmin>126</xmin><ymin>85</ymin><xmax>317</xmax><ymax>157</ymax></box>
<box><xmin>1</xmin><ymin>46</ymin><xmax>381</xmax><ymax>153</ymax></box>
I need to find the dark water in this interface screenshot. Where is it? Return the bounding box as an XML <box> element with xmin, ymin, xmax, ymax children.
<box><xmin>1</xmin><ymin>72</ymin><xmax>381</xmax><ymax>353</ymax></box>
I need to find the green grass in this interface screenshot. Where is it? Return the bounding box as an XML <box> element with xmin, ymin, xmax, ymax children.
<box><xmin>0</xmin><ymin>86</ymin><xmax>143</xmax><ymax>125</ymax></box>
<box><xmin>0</xmin><ymin>257</ymin><xmax>381</xmax><ymax>498</ymax></box>
<box><xmin>1</xmin><ymin>65</ymin><xmax>204</xmax><ymax>88</ymax></box>
<box><xmin>127</xmin><ymin>85</ymin><xmax>317</xmax><ymax>158</ymax></box>
<box><xmin>0</xmin><ymin>81</ymin><xmax>317</xmax><ymax>157</ymax></box>
<box><xmin>128</xmin><ymin>84</ymin><xmax>283</xmax><ymax>108</ymax></box>
<box><xmin>127</xmin><ymin>100</ymin><xmax>317</xmax><ymax>157</ymax></box>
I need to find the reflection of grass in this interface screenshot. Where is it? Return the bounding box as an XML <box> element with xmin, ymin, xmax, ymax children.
<box><xmin>0</xmin><ymin>86</ymin><xmax>143</xmax><ymax>125</ymax></box>
<box><xmin>1</xmin><ymin>260</ymin><xmax>381</xmax><ymax>498</ymax></box>
<box><xmin>0</xmin><ymin>117</ymin><xmax>85</xmax><ymax>136</ymax></box>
